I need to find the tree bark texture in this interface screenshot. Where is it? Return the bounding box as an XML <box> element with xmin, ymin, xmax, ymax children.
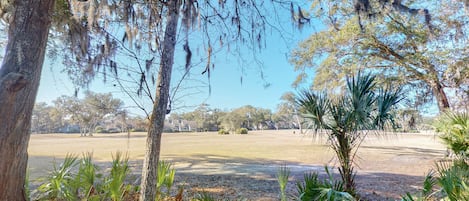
<box><xmin>0</xmin><ymin>0</ymin><xmax>55</xmax><ymax>200</ymax></box>
<box><xmin>432</xmin><ymin>82</ymin><xmax>450</xmax><ymax>112</ymax></box>
<box><xmin>139</xmin><ymin>1</ymin><xmax>180</xmax><ymax>200</ymax></box>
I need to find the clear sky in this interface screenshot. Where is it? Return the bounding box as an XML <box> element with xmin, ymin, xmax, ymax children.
<box><xmin>36</xmin><ymin>24</ymin><xmax>317</xmax><ymax>116</ymax></box>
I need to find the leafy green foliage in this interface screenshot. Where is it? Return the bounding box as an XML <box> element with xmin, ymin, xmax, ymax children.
<box><xmin>403</xmin><ymin>160</ymin><xmax>469</xmax><ymax>201</ymax></box>
<box><xmin>291</xmin><ymin>0</ymin><xmax>469</xmax><ymax>111</ymax></box>
<box><xmin>403</xmin><ymin>111</ymin><xmax>469</xmax><ymax>200</ymax></box>
<box><xmin>296</xmin><ymin>166</ymin><xmax>355</xmax><ymax>201</ymax></box>
<box><xmin>401</xmin><ymin>171</ymin><xmax>438</xmax><ymax>201</ymax></box>
<box><xmin>37</xmin><ymin>154</ymin><xmax>79</xmax><ymax>200</ymax></box>
<box><xmin>74</xmin><ymin>152</ymin><xmax>100</xmax><ymax>199</ymax></box>
<box><xmin>296</xmin><ymin>72</ymin><xmax>402</xmax><ymax>195</ymax></box>
<box><xmin>36</xmin><ymin>153</ymin><xmax>137</xmax><ymax>201</ymax></box>
<box><xmin>436</xmin><ymin>160</ymin><xmax>469</xmax><ymax>200</ymax></box>
<box><xmin>435</xmin><ymin>112</ymin><xmax>469</xmax><ymax>157</ymax></box>
<box><xmin>156</xmin><ymin>160</ymin><xmax>177</xmax><ymax>199</ymax></box>
<box><xmin>106</xmin><ymin>152</ymin><xmax>131</xmax><ymax>201</ymax></box>
<box><xmin>276</xmin><ymin>165</ymin><xmax>290</xmax><ymax>201</ymax></box>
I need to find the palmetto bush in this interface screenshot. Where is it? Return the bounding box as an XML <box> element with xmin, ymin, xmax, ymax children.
<box><xmin>435</xmin><ymin>112</ymin><xmax>469</xmax><ymax>157</ymax></box>
<box><xmin>37</xmin><ymin>154</ymin><xmax>79</xmax><ymax>200</ymax></box>
<box><xmin>296</xmin><ymin>166</ymin><xmax>354</xmax><ymax>201</ymax></box>
<box><xmin>436</xmin><ymin>160</ymin><xmax>469</xmax><ymax>200</ymax></box>
<box><xmin>156</xmin><ymin>160</ymin><xmax>176</xmax><ymax>200</ymax></box>
<box><xmin>36</xmin><ymin>152</ymin><xmax>136</xmax><ymax>201</ymax></box>
<box><xmin>296</xmin><ymin>72</ymin><xmax>402</xmax><ymax>195</ymax></box>
<box><xmin>35</xmin><ymin>154</ymin><xmax>184</xmax><ymax>200</ymax></box>
<box><xmin>402</xmin><ymin>160</ymin><xmax>469</xmax><ymax>201</ymax></box>
<box><xmin>403</xmin><ymin>112</ymin><xmax>469</xmax><ymax>201</ymax></box>
<box><xmin>105</xmin><ymin>152</ymin><xmax>132</xmax><ymax>201</ymax></box>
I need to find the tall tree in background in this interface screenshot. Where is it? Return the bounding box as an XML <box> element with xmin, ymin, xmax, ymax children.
<box><xmin>291</xmin><ymin>0</ymin><xmax>469</xmax><ymax>112</ymax></box>
<box><xmin>82</xmin><ymin>92</ymin><xmax>123</xmax><ymax>135</ymax></box>
<box><xmin>0</xmin><ymin>0</ymin><xmax>55</xmax><ymax>199</ymax></box>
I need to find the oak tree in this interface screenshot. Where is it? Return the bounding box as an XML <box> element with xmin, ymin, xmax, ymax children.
<box><xmin>0</xmin><ymin>0</ymin><xmax>55</xmax><ymax>199</ymax></box>
<box><xmin>291</xmin><ymin>0</ymin><xmax>469</xmax><ymax>112</ymax></box>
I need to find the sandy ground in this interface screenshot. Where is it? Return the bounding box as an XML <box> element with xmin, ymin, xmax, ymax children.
<box><xmin>28</xmin><ymin>130</ymin><xmax>447</xmax><ymax>200</ymax></box>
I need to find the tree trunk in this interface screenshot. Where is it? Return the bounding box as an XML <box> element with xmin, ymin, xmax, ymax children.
<box><xmin>432</xmin><ymin>81</ymin><xmax>450</xmax><ymax>112</ymax></box>
<box><xmin>139</xmin><ymin>1</ymin><xmax>180</xmax><ymax>200</ymax></box>
<box><xmin>0</xmin><ymin>0</ymin><xmax>55</xmax><ymax>200</ymax></box>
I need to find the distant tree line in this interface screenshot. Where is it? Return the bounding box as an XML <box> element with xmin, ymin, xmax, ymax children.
<box><xmin>165</xmin><ymin>103</ymin><xmax>301</xmax><ymax>133</ymax></box>
<box><xmin>31</xmin><ymin>92</ymin><xmax>147</xmax><ymax>135</ymax></box>
<box><xmin>32</xmin><ymin>91</ymin><xmax>305</xmax><ymax>135</ymax></box>
<box><xmin>33</xmin><ymin>90</ymin><xmax>427</xmax><ymax>135</ymax></box>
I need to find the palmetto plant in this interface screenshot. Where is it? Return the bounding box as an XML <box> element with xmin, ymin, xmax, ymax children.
<box><xmin>156</xmin><ymin>160</ymin><xmax>176</xmax><ymax>199</ymax></box>
<box><xmin>296</xmin><ymin>72</ymin><xmax>402</xmax><ymax>195</ymax></box>
<box><xmin>436</xmin><ymin>160</ymin><xmax>469</xmax><ymax>200</ymax></box>
<box><xmin>296</xmin><ymin>166</ymin><xmax>354</xmax><ymax>201</ymax></box>
<box><xmin>36</xmin><ymin>152</ymin><xmax>136</xmax><ymax>201</ymax></box>
<box><xmin>402</xmin><ymin>160</ymin><xmax>469</xmax><ymax>201</ymax></box>
<box><xmin>105</xmin><ymin>152</ymin><xmax>131</xmax><ymax>201</ymax></box>
<box><xmin>276</xmin><ymin>165</ymin><xmax>291</xmax><ymax>201</ymax></box>
<box><xmin>74</xmin><ymin>152</ymin><xmax>100</xmax><ymax>199</ymax></box>
<box><xmin>403</xmin><ymin>112</ymin><xmax>469</xmax><ymax>201</ymax></box>
<box><xmin>401</xmin><ymin>171</ymin><xmax>438</xmax><ymax>201</ymax></box>
<box><xmin>435</xmin><ymin>112</ymin><xmax>469</xmax><ymax>157</ymax></box>
<box><xmin>37</xmin><ymin>154</ymin><xmax>79</xmax><ymax>200</ymax></box>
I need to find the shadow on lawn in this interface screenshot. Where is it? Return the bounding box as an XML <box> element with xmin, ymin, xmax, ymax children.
<box><xmin>28</xmin><ymin>154</ymin><xmax>427</xmax><ymax>200</ymax></box>
<box><xmin>361</xmin><ymin>145</ymin><xmax>446</xmax><ymax>157</ymax></box>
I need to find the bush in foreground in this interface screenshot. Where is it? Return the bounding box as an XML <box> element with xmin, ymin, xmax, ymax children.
<box><xmin>296</xmin><ymin>166</ymin><xmax>354</xmax><ymax>201</ymax></box>
<box><xmin>36</xmin><ymin>152</ymin><xmax>135</xmax><ymax>200</ymax></box>
<box><xmin>403</xmin><ymin>112</ymin><xmax>469</xmax><ymax>201</ymax></box>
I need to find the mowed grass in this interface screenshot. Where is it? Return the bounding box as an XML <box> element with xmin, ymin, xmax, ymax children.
<box><xmin>28</xmin><ymin>130</ymin><xmax>447</xmax><ymax>181</ymax></box>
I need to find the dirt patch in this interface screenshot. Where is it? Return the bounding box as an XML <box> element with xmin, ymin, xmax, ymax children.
<box><xmin>28</xmin><ymin>130</ymin><xmax>447</xmax><ymax>200</ymax></box>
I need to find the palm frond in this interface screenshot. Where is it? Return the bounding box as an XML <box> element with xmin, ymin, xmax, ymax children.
<box><xmin>374</xmin><ymin>86</ymin><xmax>403</xmax><ymax>130</ymax></box>
<box><xmin>106</xmin><ymin>152</ymin><xmax>130</xmax><ymax>201</ymax></box>
<box><xmin>37</xmin><ymin>154</ymin><xmax>79</xmax><ymax>200</ymax></box>
<box><xmin>436</xmin><ymin>112</ymin><xmax>469</xmax><ymax>156</ymax></box>
<box><xmin>277</xmin><ymin>165</ymin><xmax>290</xmax><ymax>201</ymax></box>
<box><xmin>436</xmin><ymin>159</ymin><xmax>469</xmax><ymax>200</ymax></box>
<box><xmin>345</xmin><ymin>72</ymin><xmax>376</xmax><ymax>130</ymax></box>
<box><xmin>296</xmin><ymin>90</ymin><xmax>330</xmax><ymax>131</ymax></box>
<box><xmin>296</xmin><ymin>167</ymin><xmax>355</xmax><ymax>201</ymax></box>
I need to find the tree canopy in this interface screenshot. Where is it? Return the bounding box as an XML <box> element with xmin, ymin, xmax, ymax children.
<box><xmin>290</xmin><ymin>0</ymin><xmax>469</xmax><ymax>112</ymax></box>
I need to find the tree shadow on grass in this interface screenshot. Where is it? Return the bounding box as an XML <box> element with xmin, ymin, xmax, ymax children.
<box><xmin>28</xmin><ymin>154</ymin><xmax>427</xmax><ymax>200</ymax></box>
<box><xmin>159</xmin><ymin>154</ymin><xmax>427</xmax><ymax>200</ymax></box>
<box><xmin>361</xmin><ymin>145</ymin><xmax>446</xmax><ymax>157</ymax></box>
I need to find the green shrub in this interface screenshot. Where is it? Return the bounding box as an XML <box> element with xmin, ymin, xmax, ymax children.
<box><xmin>106</xmin><ymin>152</ymin><xmax>131</xmax><ymax>201</ymax></box>
<box><xmin>434</xmin><ymin>112</ymin><xmax>469</xmax><ymax>157</ymax></box>
<box><xmin>37</xmin><ymin>154</ymin><xmax>79</xmax><ymax>200</ymax></box>
<box><xmin>156</xmin><ymin>160</ymin><xmax>177</xmax><ymax>200</ymax></box>
<box><xmin>402</xmin><ymin>159</ymin><xmax>469</xmax><ymax>201</ymax></box>
<box><xmin>218</xmin><ymin>129</ymin><xmax>229</xmax><ymax>135</ymax></box>
<box><xmin>236</xmin><ymin>128</ymin><xmax>248</xmax><ymax>134</ymax></box>
<box><xmin>36</xmin><ymin>152</ymin><xmax>137</xmax><ymax>201</ymax></box>
<box><xmin>296</xmin><ymin>166</ymin><xmax>355</xmax><ymax>201</ymax></box>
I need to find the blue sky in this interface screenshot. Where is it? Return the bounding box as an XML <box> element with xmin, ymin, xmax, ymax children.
<box><xmin>36</xmin><ymin>25</ymin><xmax>317</xmax><ymax>116</ymax></box>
